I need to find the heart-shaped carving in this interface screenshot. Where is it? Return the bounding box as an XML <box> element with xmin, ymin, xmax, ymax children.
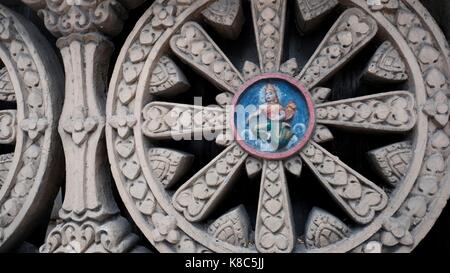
<box><xmin>193</xmin><ymin>183</ymin><xmax>214</xmax><ymax>200</ymax></box>
<box><xmin>129</xmin><ymin>180</ymin><xmax>148</xmax><ymax>200</ymax></box>
<box><xmin>175</xmin><ymin>189</ymin><xmax>192</xmax><ymax>207</ymax></box>
<box><xmin>118</xmin><ymin>83</ymin><xmax>136</xmax><ymax>104</ymax></box>
<box><xmin>337</xmin><ymin>31</ymin><xmax>353</xmax><ymax>47</ymax></box>
<box><xmin>123</xmin><ymin>61</ymin><xmax>144</xmax><ymax>83</ymax></box>
<box><xmin>260</xmin><ymin>232</ymin><xmax>288</xmax><ymax>250</ymax></box>
<box><xmin>216</xmin><ymin>159</ymin><xmax>230</xmax><ymax>175</ymax></box>
<box><xmin>265</xmin><ymin>182</ymin><xmax>281</xmax><ymax>197</ymax></box>
<box><xmin>264</xmin><ymin>199</ymin><xmax>282</xmax><ymax>215</ymax></box>
<box><xmin>317</xmin><ymin>158</ymin><xmax>335</xmax><ymax>174</ymax></box>
<box><xmin>121</xmin><ymin>160</ymin><xmax>141</xmax><ymax>180</ymax></box>
<box><xmin>137</xmin><ymin>195</ymin><xmax>156</xmax><ymax>215</ymax></box>
<box><xmin>116</xmin><ymin>139</ymin><xmax>135</xmax><ymax>158</ymax></box>
<box><xmin>355</xmin><ymin>190</ymin><xmax>382</xmax><ymax>216</ymax></box>
<box><xmin>330</xmin><ymin>167</ymin><xmax>348</xmax><ymax>186</ymax></box>
<box><xmin>205</xmin><ymin>170</ymin><xmax>221</xmax><ymax>186</ymax></box>
<box><xmin>263</xmin><ymin>215</ymin><xmax>284</xmax><ymax>233</ymax></box>
<box><xmin>342</xmin><ymin>180</ymin><xmax>362</xmax><ymax>200</ymax></box>
<box><xmin>187</xmin><ymin>200</ymin><xmax>204</xmax><ymax>216</ymax></box>
<box><xmin>265</xmin><ymin>170</ymin><xmax>279</xmax><ymax>182</ymax></box>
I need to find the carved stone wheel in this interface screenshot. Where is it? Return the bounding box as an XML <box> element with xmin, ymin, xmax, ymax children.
<box><xmin>0</xmin><ymin>4</ymin><xmax>62</xmax><ymax>250</ymax></box>
<box><xmin>106</xmin><ymin>0</ymin><xmax>450</xmax><ymax>253</ymax></box>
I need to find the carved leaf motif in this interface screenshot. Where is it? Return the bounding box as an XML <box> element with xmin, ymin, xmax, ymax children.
<box><xmin>297</xmin><ymin>8</ymin><xmax>378</xmax><ymax>88</ymax></box>
<box><xmin>141</xmin><ymin>102</ymin><xmax>227</xmax><ymax>140</ymax></box>
<box><xmin>368</xmin><ymin>141</ymin><xmax>412</xmax><ymax>185</ymax></box>
<box><xmin>295</xmin><ymin>0</ymin><xmax>339</xmax><ymax>33</ymax></box>
<box><xmin>207</xmin><ymin>205</ymin><xmax>250</xmax><ymax>247</ymax></box>
<box><xmin>316</xmin><ymin>91</ymin><xmax>416</xmax><ymax>133</ymax></box>
<box><xmin>301</xmin><ymin>142</ymin><xmax>388</xmax><ymax>224</ymax></box>
<box><xmin>255</xmin><ymin>160</ymin><xmax>295</xmax><ymax>253</ymax></box>
<box><xmin>172</xmin><ymin>144</ymin><xmax>247</xmax><ymax>222</ymax></box>
<box><xmin>201</xmin><ymin>0</ymin><xmax>244</xmax><ymax>40</ymax></box>
<box><xmin>366</xmin><ymin>41</ymin><xmax>408</xmax><ymax>83</ymax></box>
<box><xmin>149</xmin><ymin>56</ymin><xmax>190</xmax><ymax>97</ymax></box>
<box><xmin>148</xmin><ymin>148</ymin><xmax>194</xmax><ymax>188</ymax></box>
<box><xmin>170</xmin><ymin>22</ymin><xmax>244</xmax><ymax>93</ymax></box>
<box><xmin>0</xmin><ymin>67</ymin><xmax>15</xmax><ymax>102</ymax></box>
<box><xmin>305</xmin><ymin>207</ymin><xmax>350</xmax><ymax>249</ymax></box>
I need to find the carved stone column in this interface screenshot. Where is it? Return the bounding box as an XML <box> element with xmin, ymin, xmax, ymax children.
<box><xmin>21</xmin><ymin>0</ymin><xmax>147</xmax><ymax>253</ymax></box>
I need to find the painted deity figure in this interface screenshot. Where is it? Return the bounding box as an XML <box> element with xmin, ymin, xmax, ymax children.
<box><xmin>247</xmin><ymin>83</ymin><xmax>297</xmax><ymax>151</ymax></box>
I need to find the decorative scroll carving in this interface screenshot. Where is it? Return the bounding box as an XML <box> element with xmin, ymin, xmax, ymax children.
<box><xmin>148</xmin><ymin>148</ymin><xmax>193</xmax><ymax>188</ymax></box>
<box><xmin>316</xmin><ymin>91</ymin><xmax>416</xmax><ymax>133</ymax></box>
<box><xmin>297</xmin><ymin>8</ymin><xmax>378</xmax><ymax>88</ymax></box>
<box><xmin>201</xmin><ymin>0</ymin><xmax>244</xmax><ymax>40</ymax></box>
<box><xmin>369</xmin><ymin>141</ymin><xmax>412</xmax><ymax>186</ymax></box>
<box><xmin>207</xmin><ymin>205</ymin><xmax>250</xmax><ymax>247</ymax></box>
<box><xmin>170</xmin><ymin>22</ymin><xmax>244</xmax><ymax>93</ymax></box>
<box><xmin>301</xmin><ymin>142</ymin><xmax>388</xmax><ymax>224</ymax></box>
<box><xmin>37</xmin><ymin>0</ymin><xmax>128</xmax><ymax>37</ymax></box>
<box><xmin>0</xmin><ymin>67</ymin><xmax>14</xmax><ymax>101</ymax></box>
<box><xmin>141</xmin><ymin>102</ymin><xmax>227</xmax><ymax>140</ymax></box>
<box><xmin>251</xmin><ymin>0</ymin><xmax>287</xmax><ymax>72</ymax></box>
<box><xmin>295</xmin><ymin>0</ymin><xmax>338</xmax><ymax>34</ymax></box>
<box><xmin>0</xmin><ymin>110</ymin><xmax>16</xmax><ymax>144</ymax></box>
<box><xmin>255</xmin><ymin>160</ymin><xmax>295</xmax><ymax>253</ymax></box>
<box><xmin>41</xmin><ymin>217</ymin><xmax>141</xmax><ymax>253</ymax></box>
<box><xmin>305</xmin><ymin>207</ymin><xmax>350</xmax><ymax>249</ymax></box>
<box><xmin>366</xmin><ymin>41</ymin><xmax>408</xmax><ymax>82</ymax></box>
<box><xmin>0</xmin><ymin>153</ymin><xmax>13</xmax><ymax>188</ymax></box>
<box><xmin>172</xmin><ymin>144</ymin><xmax>247</xmax><ymax>222</ymax></box>
<box><xmin>149</xmin><ymin>55</ymin><xmax>190</xmax><ymax>97</ymax></box>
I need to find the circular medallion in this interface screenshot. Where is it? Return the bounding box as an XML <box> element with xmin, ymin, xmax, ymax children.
<box><xmin>232</xmin><ymin>73</ymin><xmax>315</xmax><ymax>159</ymax></box>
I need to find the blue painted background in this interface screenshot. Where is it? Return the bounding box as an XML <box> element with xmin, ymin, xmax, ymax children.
<box><xmin>234</xmin><ymin>78</ymin><xmax>310</xmax><ymax>154</ymax></box>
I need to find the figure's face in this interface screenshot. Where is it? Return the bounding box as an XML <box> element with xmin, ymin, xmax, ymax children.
<box><xmin>265</xmin><ymin>89</ymin><xmax>276</xmax><ymax>102</ymax></box>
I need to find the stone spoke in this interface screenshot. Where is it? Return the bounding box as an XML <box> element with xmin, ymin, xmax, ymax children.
<box><xmin>172</xmin><ymin>144</ymin><xmax>248</xmax><ymax>222</ymax></box>
<box><xmin>141</xmin><ymin>101</ymin><xmax>227</xmax><ymax>140</ymax></box>
<box><xmin>300</xmin><ymin>141</ymin><xmax>388</xmax><ymax>224</ymax></box>
<box><xmin>251</xmin><ymin>0</ymin><xmax>287</xmax><ymax>72</ymax></box>
<box><xmin>201</xmin><ymin>0</ymin><xmax>244</xmax><ymax>40</ymax></box>
<box><xmin>170</xmin><ymin>22</ymin><xmax>244</xmax><ymax>94</ymax></box>
<box><xmin>255</xmin><ymin>160</ymin><xmax>295</xmax><ymax>253</ymax></box>
<box><xmin>296</xmin><ymin>8</ymin><xmax>377</xmax><ymax>89</ymax></box>
<box><xmin>0</xmin><ymin>110</ymin><xmax>16</xmax><ymax>144</ymax></box>
<box><xmin>316</xmin><ymin>91</ymin><xmax>416</xmax><ymax>133</ymax></box>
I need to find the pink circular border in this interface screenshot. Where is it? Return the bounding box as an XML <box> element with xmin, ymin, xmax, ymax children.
<box><xmin>231</xmin><ymin>73</ymin><xmax>316</xmax><ymax>160</ymax></box>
